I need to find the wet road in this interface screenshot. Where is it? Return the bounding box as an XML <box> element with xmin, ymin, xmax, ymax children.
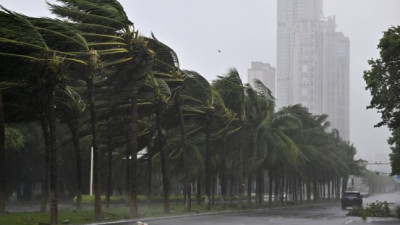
<box><xmin>140</xmin><ymin>193</ymin><xmax>400</xmax><ymax>225</ymax></box>
<box><xmin>4</xmin><ymin>192</ymin><xmax>400</xmax><ymax>224</ymax></box>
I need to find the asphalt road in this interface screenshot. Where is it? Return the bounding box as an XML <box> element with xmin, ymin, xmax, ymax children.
<box><xmin>134</xmin><ymin>193</ymin><xmax>400</xmax><ymax>225</ymax></box>
<box><xmin>4</xmin><ymin>192</ymin><xmax>400</xmax><ymax>224</ymax></box>
<box><xmin>136</xmin><ymin>204</ymin><xmax>398</xmax><ymax>225</ymax></box>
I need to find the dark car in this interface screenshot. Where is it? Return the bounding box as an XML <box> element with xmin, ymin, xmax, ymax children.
<box><xmin>341</xmin><ymin>191</ymin><xmax>363</xmax><ymax>209</ymax></box>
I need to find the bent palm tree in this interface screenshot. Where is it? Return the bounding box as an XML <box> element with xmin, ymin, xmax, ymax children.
<box><xmin>0</xmin><ymin>8</ymin><xmax>89</xmax><ymax>223</ymax></box>
<box><xmin>55</xmin><ymin>86</ymin><xmax>86</xmax><ymax>210</ymax></box>
<box><xmin>213</xmin><ymin>68</ymin><xmax>246</xmax><ymax>209</ymax></box>
<box><xmin>48</xmin><ymin>0</ymin><xmax>138</xmax><ymax>218</ymax></box>
<box><xmin>145</xmin><ymin>35</ymin><xmax>186</xmax><ymax>212</ymax></box>
<box><xmin>180</xmin><ymin>70</ymin><xmax>235</xmax><ymax>210</ymax></box>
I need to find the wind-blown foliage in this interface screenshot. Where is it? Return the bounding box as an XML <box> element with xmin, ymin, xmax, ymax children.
<box><xmin>0</xmin><ymin>1</ymin><xmax>363</xmax><ymax>224</ymax></box>
<box><xmin>364</xmin><ymin>25</ymin><xmax>400</xmax><ymax>175</ymax></box>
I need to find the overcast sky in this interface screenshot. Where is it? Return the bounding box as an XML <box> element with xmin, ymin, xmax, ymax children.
<box><xmin>2</xmin><ymin>0</ymin><xmax>399</xmax><ymax>172</ymax></box>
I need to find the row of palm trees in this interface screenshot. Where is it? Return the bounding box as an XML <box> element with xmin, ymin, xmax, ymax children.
<box><xmin>0</xmin><ymin>0</ymin><xmax>362</xmax><ymax>224</ymax></box>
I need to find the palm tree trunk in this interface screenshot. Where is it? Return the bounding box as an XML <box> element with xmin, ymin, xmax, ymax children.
<box><xmin>230</xmin><ymin>161</ymin><xmax>235</xmax><ymax>204</ymax></box>
<box><xmin>237</xmin><ymin>138</ymin><xmax>243</xmax><ymax>209</ymax></box>
<box><xmin>306</xmin><ymin>182</ymin><xmax>312</xmax><ymax>201</ymax></box>
<box><xmin>146</xmin><ymin>151</ymin><xmax>152</xmax><ymax>206</ymax></box>
<box><xmin>70</xmin><ymin>125</ymin><xmax>82</xmax><ymax>210</ymax></box>
<box><xmin>220</xmin><ymin>136</ymin><xmax>227</xmax><ymax>209</ymax></box>
<box><xmin>48</xmin><ymin>85</ymin><xmax>58</xmax><ymax>225</ymax></box>
<box><xmin>299</xmin><ymin>178</ymin><xmax>303</xmax><ymax>203</ymax></box>
<box><xmin>258</xmin><ymin>169</ymin><xmax>264</xmax><ymax>207</ymax></box>
<box><xmin>247</xmin><ymin>173</ymin><xmax>252</xmax><ymax>206</ymax></box>
<box><xmin>40</xmin><ymin>118</ymin><xmax>50</xmax><ymax>213</ymax></box>
<box><xmin>312</xmin><ymin>178</ymin><xmax>318</xmax><ymax>201</ymax></box>
<box><xmin>125</xmin><ymin>132</ymin><xmax>130</xmax><ymax>197</ymax></box>
<box><xmin>106</xmin><ymin>133</ymin><xmax>112</xmax><ymax>208</ymax></box>
<box><xmin>268</xmin><ymin>170</ymin><xmax>273</xmax><ymax>206</ymax></box>
<box><xmin>342</xmin><ymin>175</ymin><xmax>348</xmax><ymax>195</ymax></box>
<box><xmin>326</xmin><ymin>180</ymin><xmax>329</xmax><ymax>199</ymax></box>
<box><xmin>274</xmin><ymin>172</ymin><xmax>279</xmax><ymax>203</ymax></box>
<box><xmin>283</xmin><ymin>176</ymin><xmax>287</xmax><ymax>202</ymax></box>
<box><xmin>175</xmin><ymin>91</ymin><xmax>191</xmax><ymax>211</ymax></box>
<box><xmin>204</xmin><ymin>116</ymin><xmax>211</xmax><ymax>210</ymax></box>
<box><xmin>87</xmin><ymin>79</ymin><xmax>102</xmax><ymax>221</ymax></box>
<box><xmin>196</xmin><ymin>176</ymin><xmax>201</xmax><ymax>205</ymax></box>
<box><xmin>292</xmin><ymin>177</ymin><xmax>297</xmax><ymax>202</ymax></box>
<box><xmin>0</xmin><ymin>94</ymin><xmax>5</xmax><ymax>214</ymax></box>
<box><xmin>211</xmin><ymin>175</ymin><xmax>215</xmax><ymax>205</ymax></box>
<box><xmin>157</xmin><ymin>108</ymin><xmax>170</xmax><ymax>213</ymax></box>
<box><xmin>129</xmin><ymin>97</ymin><xmax>139</xmax><ymax>217</ymax></box>
<box><xmin>130</xmin><ymin>150</ymin><xmax>138</xmax><ymax>215</ymax></box>
<box><xmin>255</xmin><ymin>168</ymin><xmax>261</xmax><ymax>207</ymax></box>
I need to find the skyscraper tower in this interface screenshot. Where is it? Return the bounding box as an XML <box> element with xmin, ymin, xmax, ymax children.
<box><xmin>323</xmin><ymin>16</ymin><xmax>350</xmax><ymax>140</ymax></box>
<box><xmin>276</xmin><ymin>0</ymin><xmax>350</xmax><ymax>140</ymax></box>
<box><xmin>277</xmin><ymin>0</ymin><xmax>324</xmax><ymax>113</ymax></box>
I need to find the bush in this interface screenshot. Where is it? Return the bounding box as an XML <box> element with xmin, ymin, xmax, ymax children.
<box><xmin>365</xmin><ymin>201</ymin><xmax>393</xmax><ymax>217</ymax></box>
<box><xmin>347</xmin><ymin>201</ymin><xmax>394</xmax><ymax>219</ymax></box>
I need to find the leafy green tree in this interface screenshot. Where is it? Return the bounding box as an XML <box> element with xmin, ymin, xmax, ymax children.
<box><xmin>388</xmin><ymin>128</ymin><xmax>400</xmax><ymax>175</ymax></box>
<box><xmin>364</xmin><ymin>25</ymin><xmax>400</xmax><ymax>175</ymax></box>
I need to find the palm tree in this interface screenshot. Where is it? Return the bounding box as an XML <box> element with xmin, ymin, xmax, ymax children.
<box><xmin>181</xmin><ymin>70</ymin><xmax>214</xmax><ymax>210</ymax></box>
<box><xmin>145</xmin><ymin>35</ymin><xmax>186</xmax><ymax>212</ymax></box>
<box><xmin>242</xmin><ymin>80</ymin><xmax>276</xmax><ymax>206</ymax></box>
<box><xmin>48</xmin><ymin>0</ymin><xmax>138</xmax><ymax>218</ymax></box>
<box><xmin>179</xmin><ymin>70</ymin><xmax>233</xmax><ymax>210</ymax></box>
<box><xmin>258</xmin><ymin>103</ymin><xmax>302</xmax><ymax>205</ymax></box>
<box><xmin>174</xmin><ymin>88</ymin><xmax>191</xmax><ymax>211</ymax></box>
<box><xmin>0</xmin><ymin>8</ymin><xmax>90</xmax><ymax>223</ymax></box>
<box><xmin>55</xmin><ymin>86</ymin><xmax>86</xmax><ymax>210</ymax></box>
<box><xmin>0</xmin><ymin>9</ymin><xmax>39</xmax><ymax>213</ymax></box>
<box><xmin>212</xmin><ymin>68</ymin><xmax>246</xmax><ymax>209</ymax></box>
<box><xmin>30</xmin><ymin>17</ymin><xmax>90</xmax><ymax>224</ymax></box>
<box><xmin>275</xmin><ymin>104</ymin><xmax>359</xmax><ymax>202</ymax></box>
<box><xmin>143</xmin><ymin>74</ymin><xmax>172</xmax><ymax>213</ymax></box>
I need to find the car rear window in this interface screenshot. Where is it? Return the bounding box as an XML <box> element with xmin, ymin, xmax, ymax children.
<box><xmin>345</xmin><ymin>193</ymin><xmax>360</xmax><ymax>197</ymax></box>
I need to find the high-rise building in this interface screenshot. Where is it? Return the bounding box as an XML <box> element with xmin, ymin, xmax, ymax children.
<box><xmin>277</xmin><ymin>0</ymin><xmax>323</xmax><ymax>111</ymax></box>
<box><xmin>247</xmin><ymin>62</ymin><xmax>276</xmax><ymax>97</ymax></box>
<box><xmin>276</xmin><ymin>0</ymin><xmax>350</xmax><ymax>140</ymax></box>
<box><xmin>323</xmin><ymin>16</ymin><xmax>350</xmax><ymax>140</ymax></box>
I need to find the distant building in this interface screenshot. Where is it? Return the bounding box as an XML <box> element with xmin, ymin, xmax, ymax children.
<box><xmin>277</xmin><ymin>0</ymin><xmax>324</xmax><ymax>112</ymax></box>
<box><xmin>277</xmin><ymin>0</ymin><xmax>350</xmax><ymax>140</ymax></box>
<box><xmin>323</xmin><ymin>16</ymin><xmax>350</xmax><ymax>140</ymax></box>
<box><xmin>247</xmin><ymin>62</ymin><xmax>276</xmax><ymax>98</ymax></box>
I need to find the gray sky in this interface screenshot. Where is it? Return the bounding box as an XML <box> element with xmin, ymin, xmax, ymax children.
<box><xmin>2</xmin><ymin>0</ymin><xmax>399</xmax><ymax>172</ymax></box>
